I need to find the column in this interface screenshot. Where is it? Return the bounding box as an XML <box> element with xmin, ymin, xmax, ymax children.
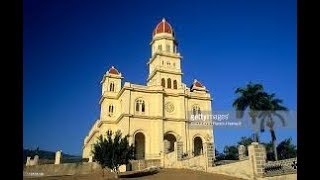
<box><xmin>248</xmin><ymin>142</ymin><xmax>266</xmax><ymax>178</ymax></box>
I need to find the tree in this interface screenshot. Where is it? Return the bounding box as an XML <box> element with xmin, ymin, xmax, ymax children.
<box><xmin>259</xmin><ymin>93</ymin><xmax>288</xmax><ymax>161</ymax></box>
<box><xmin>223</xmin><ymin>145</ymin><xmax>238</xmax><ymax>160</ymax></box>
<box><xmin>261</xmin><ymin>141</ymin><xmax>275</xmax><ymax>161</ymax></box>
<box><xmin>215</xmin><ymin>149</ymin><xmax>225</xmax><ymax>161</ymax></box>
<box><xmin>277</xmin><ymin>138</ymin><xmax>297</xmax><ymax>160</ymax></box>
<box><xmin>233</xmin><ymin>82</ymin><xmax>267</xmax><ymax>142</ymax></box>
<box><xmin>91</xmin><ymin>130</ymin><xmax>134</xmax><ymax>175</ymax></box>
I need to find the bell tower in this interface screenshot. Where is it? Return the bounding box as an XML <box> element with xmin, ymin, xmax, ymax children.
<box><xmin>147</xmin><ymin>18</ymin><xmax>183</xmax><ymax>89</ymax></box>
<box><xmin>101</xmin><ymin>66</ymin><xmax>123</xmax><ymax>95</ymax></box>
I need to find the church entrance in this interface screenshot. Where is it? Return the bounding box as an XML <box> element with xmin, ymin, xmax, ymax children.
<box><xmin>134</xmin><ymin>132</ymin><xmax>145</xmax><ymax>159</ymax></box>
<box><xmin>194</xmin><ymin>137</ymin><xmax>203</xmax><ymax>156</ymax></box>
<box><xmin>164</xmin><ymin>133</ymin><xmax>176</xmax><ymax>153</ymax></box>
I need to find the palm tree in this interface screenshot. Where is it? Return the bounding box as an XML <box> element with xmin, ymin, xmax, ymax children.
<box><xmin>233</xmin><ymin>82</ymin><xmax>267</xmax><ymax>142</ymax></box>
<box><xmin>259</xmin><ymin>93</ymin><xmax>288</xmax><ymax>161</ymax></box>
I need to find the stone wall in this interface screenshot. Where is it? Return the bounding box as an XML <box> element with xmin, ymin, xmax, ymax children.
<box><xmin>206</xmin><ymin>142</ymin><xmax>214</xmax><ymax>167</ymax></box>
<box><xmin>264</xmin><ymin>158</ymin><xmax>297</xmax><ymax>177</ymax></box>
<box><xmin>177</xmin><ymin>155</ymin><xmax>207</xmax><ymax>171</ymax></box>
<box><xmin>26</xmin><ymin>155</ymin><xmax>39</xmax><ymax>166</ymax></box>
<box><xmin>238</xmin><ymin>144</ymin><xmax>248</xmax><ymax>160</ymax></box>
<box><xmin>248</xmin><ymin>142</ymin><xmax>267</xmax><ymax>178</ymax></box>
<box><xmin>207</xmin><ymin>159</ymin><xmax>253</xmax><ymax>180</ymax></box>
<box><xmin>130</xmin><ymin>159</ymin><xmax>161</xmax><ymax>171</ymax></box>
<box><xmin>23</xmin><ymin>162</ymin><xmax>102</xmax><ymax>177</ymax></box>
<box><xmin>164</xmin><ymin>151</ymin><xmax>177</xmax><ymax>168</ymax></box>
<box><xmin>207</xmin><ymin>143</ymin><xmax>297</xmax><ymax>180</ymax></box>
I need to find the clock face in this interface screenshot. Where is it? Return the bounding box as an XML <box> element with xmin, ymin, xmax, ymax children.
<box><xmin>165</xmin><ymin>102</ymin><xmax>175</xmax><ymax>113</ymax></box>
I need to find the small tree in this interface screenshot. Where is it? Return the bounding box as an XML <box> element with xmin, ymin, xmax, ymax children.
<box><xmin>223</xmin><ymin>145</ymin><xmax>238</xmax><ymax>160</ymax></box>
<box><xmin>91</xmin><ymin>130</ymin><xmax>134</xmax><ymax>175</ymax></box>
<box><xmin>277</xmin><ymin>138</ymin><xmax>297</xmax><ymax>160</ymax></box>
<box><xmin>215</xmin><ymin>149</ymin><xmax>225</xmax><ymax>161</ymax></box>
<box><xmin>261</xmin><ymin>141</ymin><xmax>275</xmax><ymax>161</ymax></box>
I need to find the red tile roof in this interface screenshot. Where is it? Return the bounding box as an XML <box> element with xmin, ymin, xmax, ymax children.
<box><xmin>108</xmin><ymin>66</ymin><xmax>120</xmax><ymax>75</ymax></box>
<box><xmin>153</xmin><ymin>18</ymin><xmax>173</xmax><ymax>36</ymax></box>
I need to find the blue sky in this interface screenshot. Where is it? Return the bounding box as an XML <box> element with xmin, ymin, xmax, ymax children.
<box><xmin>23</xmin><ymin>0</ymin><xmax>296</xmax><ymax>155</ymax></box>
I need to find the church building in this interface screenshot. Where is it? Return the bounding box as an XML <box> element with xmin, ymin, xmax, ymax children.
<box><xmin>83</xmin><ymin>18</ymin><xmax>215</xmax><ymax>165</ymax></box>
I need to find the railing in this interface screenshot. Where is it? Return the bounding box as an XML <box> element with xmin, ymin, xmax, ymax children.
<box><xmin>264</xmin><ymin>157</ymin><xmax>297</xmax><ymax>176</ymax></box>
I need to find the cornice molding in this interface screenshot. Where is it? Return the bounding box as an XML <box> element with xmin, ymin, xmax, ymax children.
<box><xmin>147</xmin><ymin>52</ymin><xmax>182</xmax><ymax>65</ymax></box>
<box><xmin>147</xmin><ymin>69</ymin><xmax>183</xmax><ymax>82</ymax></box>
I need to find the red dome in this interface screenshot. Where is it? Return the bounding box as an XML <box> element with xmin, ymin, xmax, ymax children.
<box><xmin>194</xmin><ymin>81</ymin><xmax>203</xmax><ymax>88</ymax></box>
<box><xmin>153</xmin><ymin>18</ymin><xmax>173</xmax><ymax>36</ymax></box>
<box><xmin>191</xmin><ymin>79</ymin><xmax>204</xmax><ymax>89</ymax></box>
<box><xmin>108</xmin><ymin>66</ymin><xmax>120</xmax><ymax>75</ymax></box>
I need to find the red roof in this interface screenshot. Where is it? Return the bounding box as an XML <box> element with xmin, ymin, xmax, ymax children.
<box><xmin>191</xmin><ymin>79</ymin><xmax>204</xmax><ymax>88</ymax></box>
<box><xmin>153</xmin><ymin>18</ymin><xmax>173</xmax><ymax>36</ymax></box>
<box><xmin>194</xmin><ymin>81</ymin><xmax>203</xmax><ymax>88</ymax></box>
<box><xmin>108</xmin><ymin>66</ymin><xmax>120</xmax><ymax>75</ymax></box>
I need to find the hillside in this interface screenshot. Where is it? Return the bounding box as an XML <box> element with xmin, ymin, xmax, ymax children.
<box><xmin>23</xmin><ymin>148</ymin><xmax>82</xmax><ymax>163</ymax></box>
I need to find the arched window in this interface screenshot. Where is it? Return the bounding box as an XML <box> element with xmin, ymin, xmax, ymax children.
<box><xmin>167</xmin><ymin>78</ymin><xmax>172</xmax><ymax>89</ymax></box>
<box><xmin>108</xmin><ymin>104</ymin><xmax>114</xmax><ymax>116</ymax></box>
<box><xmin>136</xmin><ymin>99</ymin><xmax>146</xmax><ymax>113</ymax></box>
<box><xmin>141</xmin><ymin>101</ymin><xmax>145</xmax><ymax>112</ymax></box>
<box><xmin>136</xmin><ymin>101</ymin><xmax>140</xmax><ymax>112</ymax></box>
<box><xmin>166</xmin><ymin>44</ymin><xmax>170</xmax><ymax>52</ymax></box>
<box><xmin>109</xmin><ymin>83</ymin><xmax>115</xmax><ymax>92</ymax></box>
<box><xmin>173</xmin><ymin>80</ymin><xmax>177</xmax><ymax>89</ymax></box>
<box><xmin>158</xmin><ymin>45</ymin><xmax>162</xmax><ymax>51</ymax></box>
<box><xmin>192</xmin><ymin>105</ymin><xmax>201</xmax><ymax>116</ymax></box>
<box><xmin>161</xmin><ymin>78</ymin><xmax>165</xmax><ymax>88</ymax></box>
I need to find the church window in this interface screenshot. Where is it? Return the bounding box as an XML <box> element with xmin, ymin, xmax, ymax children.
<box><xmin>108</xmin><ymin>104</ymin><xmax>114</xmax><ymax>116</ymax></box>
<box><xmin>142</xmin><ymin>102</ymin><xmax>145</xmax><ymax>112</ymax></box>
<box><xmin>158</xmin><ymin>45</ymin><xmax>162</xmax><ymax>51</ymax></box>
<box><xmin>167</xmin><ymin>61</ymin><xmax>171</xmax><ymax>66</ymax></box>
<box><xmin>193</xmin><ymin>108</ymin><xmax>196</xmax><ymax>116</ymax></box>
<box><xmin>135</xmin><ymin>99</ymin><xmax>146</xmax><ymax>113</ymax></box>
<box><xmin>167</xmin><ymin>78</ymin><xmax>172</xmax><ymax>88</ymax></box>
<box><xmin>173</xmin><ymin>80</ymin><xmax>177</xmax><ymax>89</ymax></box>
<box><xmin>192</xmin><ymin>105</ymin><xmax>201</xmax><ymax>116</ymax></box>
<box><xmin>162</xmin><ymin>61</ymin><xmax>164</xmax><ymax>65</ymax></box>
<box><xmin>166</xmin><ymin>44</ymin><xmax>170</xmax><ymax>52</ymax></box>
<box><xmin>136</xmin><ymin>101</ymin><xmax>140</xmax><ymax>112</ymax></box>
<box><xmin>109</xmin><ymin>83</ymin><xmax>115</xmax><ymax>92</ymax></box>
<box><xmin>173</xmin><ymin>63</ymin><xmax>176</xmax><ymax>67</ymax></box>
<box><xmin>161</xmin><ymin>78</ymin><xmax>166</xmax><ymax>88</ymax></box>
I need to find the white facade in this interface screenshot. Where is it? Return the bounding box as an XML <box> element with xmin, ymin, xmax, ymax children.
<box><xmin>83</xmin><ymin>19</ymin><xmax>215</xmax><ymax>162</ymax></box>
